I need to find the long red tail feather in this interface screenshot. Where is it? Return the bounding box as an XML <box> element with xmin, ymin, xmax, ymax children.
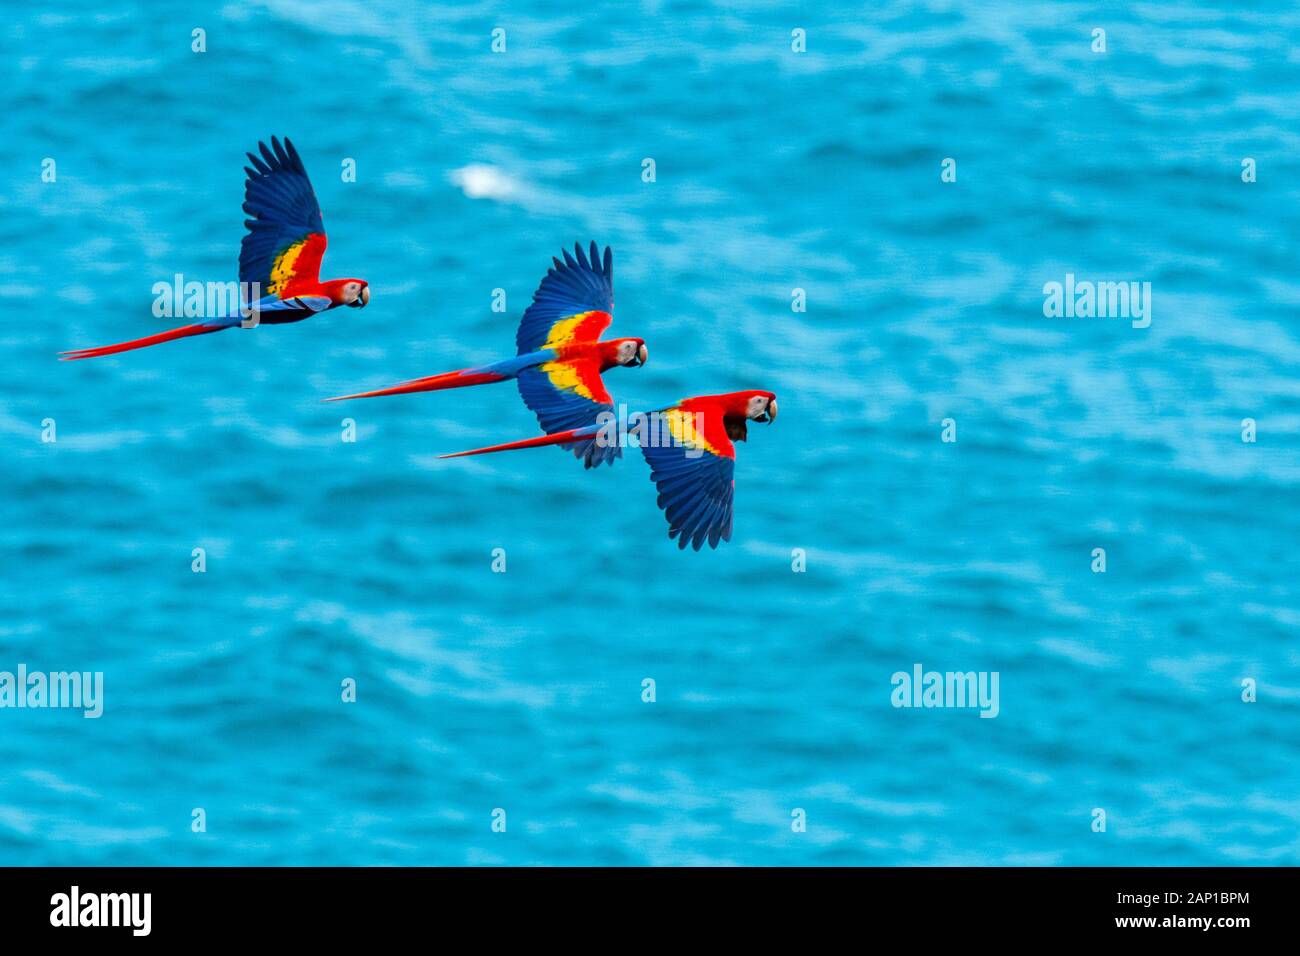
<box><xmin>439</xmin><ymin>426</ymin><xmax>596</xmax><ymax>459</ymax></box>
<box><xmin>60</xmin><ymin>322</ymin><xmax>226</xmax><ymax>360</ymax></box>
<box><xmin>324</xmin><ymin>370</ymin><xmax>507</xmax><ymax>402</ymax></box>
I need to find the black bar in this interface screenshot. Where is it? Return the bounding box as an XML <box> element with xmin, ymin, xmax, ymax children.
<box><xmin>0</xmin><ymin>866</ymin><xmax>1287</xmax><ymax>941</ymax></box>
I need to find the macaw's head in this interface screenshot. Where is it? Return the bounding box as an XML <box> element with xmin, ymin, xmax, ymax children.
<box><xmin>609</xmin><ymin>337</ymin><xmax>648</xmax><ymax>368</ymax></box>
<box><xmin>342</xmin><ymin>279</ymin><xmax>371</xmax><ymax>308</ymax></box>
<box><xmin>719</xmin><ymin>390</ymin><xmax>777</xmax><ymax>441</ymax></box>
<box><xmin>324</xmin><ymin>279</ymin><xmax>370</xmax><ymax>308</ymax></box>
<box><xmin>743</xmin><ymin>390</ymin><xmax>778</xmax><ymax>423</ymax></box>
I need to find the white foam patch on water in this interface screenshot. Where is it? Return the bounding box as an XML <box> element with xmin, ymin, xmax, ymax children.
<box><xmin>449</xmin><ymin>164</ymin><xmax>520</xmax><ymax>201</ymax></box>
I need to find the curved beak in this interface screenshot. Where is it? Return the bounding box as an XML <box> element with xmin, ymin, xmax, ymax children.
<box><xmin>767</xmin><ymin>398</ymin><xmax>777</xmax><ymax>423</ymax></box>
<box><xmin>635</xmin><ymin>343</ymin><xmax>648</xmax><ymax>367</ymax></box>
<box><xmin>349</xmin><ymin>286</ymin><xmax>370</xmax><ymax>308</ymax></box>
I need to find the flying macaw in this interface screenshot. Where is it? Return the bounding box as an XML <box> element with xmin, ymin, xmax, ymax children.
<box><xmin>326</xmin><ymin>241</ymin><xmax>647</xmax><ymax>469</ymax></box>
<box><xmin>60</xmin><ymin>136</ymin><xmax>369</xmax><ymax>360</ymax></box>
<box><xmin>440</xmin><ymin>389</ymin><xmax>777</xmax><ymax>549</ymax></box>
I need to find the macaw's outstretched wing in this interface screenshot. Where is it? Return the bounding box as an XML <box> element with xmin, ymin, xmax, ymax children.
<box><xmin>639</xmin><ymin>406</ymin><xmax>736</xmax><ymax>550</ymax></box>
<box><xmin>516</xmin><ymin>359</ymin><xmax>619</xmax><ymax>468</ymax></box>
<box><xmin>239</xmin><ymin>136</ymin><xmax>326</xmax><ymax>299</ymax></box>
<box><xmin>516</xmin><ymin>241</ymin><xmax>613</xmax><ymax>355</ymax></box>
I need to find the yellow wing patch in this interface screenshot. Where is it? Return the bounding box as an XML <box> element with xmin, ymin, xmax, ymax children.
<box><xmin>661</xmin><ymin>407</ymin><xmax>720</xmax><ymax>457</ymax></box>
<box><xmin>267</xmin><ymin>240</ymin><xmax>306</xmax><ymax>296</ymax></box>
<box><xmin>540</xmin><ymin>360</ymin><xmax>595</xmax><ymax>401</ymax></box>
<box><xmin>542</xmin><ymin>311</ymin><xmax>600</xmax><ymax>349</ymax></box>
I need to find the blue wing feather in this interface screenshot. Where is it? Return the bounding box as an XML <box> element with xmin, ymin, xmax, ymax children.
<box><xmin>516</xmin><ymin>241</ymin><xmax>614</xmax><ymax>354</ymax></box>
<box><xmin>238</xmin><ymin>136</ymin><xmax>325</xmax><ymax>291</ymax></box>
<box><xmin>640</xmin><ymin>439</ymin><xmax>735</xmax><ymax>550</ymax></box>
<box><xmin>516</xmin><ymin>367</ymin><xmax>619</xmax><ymax>469</ymax></box>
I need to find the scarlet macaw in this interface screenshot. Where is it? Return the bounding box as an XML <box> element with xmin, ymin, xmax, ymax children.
<box><xmin>60</xmin><ymin>136</ymin><xmax>369</xmax><ymax>360</ymax></box>
<box><xmin>440</xmin><ymin>390</ymin><xmax>777</xmax><ymax>549</ymax></box>
<box><xmin>326</xmin><ymin>241</ymin><xmax>647</xmax><ymax>469</ymax></box>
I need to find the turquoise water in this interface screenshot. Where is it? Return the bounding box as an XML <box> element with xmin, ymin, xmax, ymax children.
<box><xmin>2</xmin><ymin>2</ymin><xmax>1299</xmax><ymax>865</ymax></box>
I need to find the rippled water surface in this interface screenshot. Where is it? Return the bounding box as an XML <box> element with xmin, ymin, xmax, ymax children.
<box><xmin>1</xmin><ymin>2</ymin><xmax>1298</xmax><ymax>865</ymax></box>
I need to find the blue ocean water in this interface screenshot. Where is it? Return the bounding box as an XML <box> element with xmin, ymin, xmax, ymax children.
<box><xmin>1</xmin><ymin>1</ymin><xmax>1298</xmax><ymax>866</ymax></box>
